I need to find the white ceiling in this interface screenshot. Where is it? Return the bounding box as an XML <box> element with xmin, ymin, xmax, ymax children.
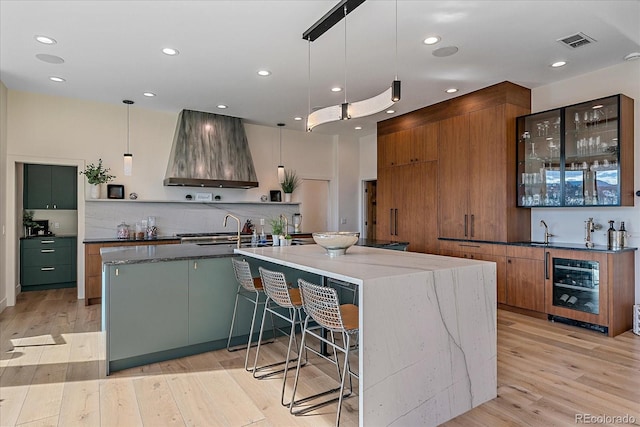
<box><xmin>1</xmin><ymin>0</ymin><xmax>639</xmax><ymax>136</ymax></box>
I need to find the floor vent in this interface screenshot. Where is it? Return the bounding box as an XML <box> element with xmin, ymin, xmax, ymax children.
<box><xmin>557</xmin><ymin>32</ymin><xmax>596</xmax><ymax>49</ymax></box>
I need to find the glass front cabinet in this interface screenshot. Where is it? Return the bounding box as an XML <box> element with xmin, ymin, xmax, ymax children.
<box><xmin>516</xmin><ymin>94</ymin><xmax>634</xmax><ymax>207</ymax></box>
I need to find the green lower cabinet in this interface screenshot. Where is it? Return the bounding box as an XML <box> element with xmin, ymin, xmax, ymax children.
<box><xmin>187</xmin><ymin>258</ymin><xmax>239</xmax><ymax>344</ymax></box>
<box><xmin>20</xmin><ymin>236</ymin><xmax>77</xmax><ymax>289</ymax></box>
<box><xmin>108</xmin><ymin>260</ymin><xmax>189</xmax><ymax>361</ymax></box>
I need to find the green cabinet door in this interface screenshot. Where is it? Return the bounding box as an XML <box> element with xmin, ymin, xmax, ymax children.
<box><xmin>51</xmin><ymin>166</ymin><xmax>77</xmax><ymax>209</ymax></box>
<box><xmin>187</xmin><ymin>258</ymin><xmax>240</xmax><ymax>345</ymax></box>
<box><xmin>108</xmin><ymin>261</ymin><xmax>189</xmax><ymax>360</ymax></box>
<box><xmin>24</xmin><ymin>164</ymin><xmax>77</xmax><ymax>210</ymax></box>
<box><xmin>24</xmin><ymin>164</ymin><xmax>52</xmax><ymax>209</ymax></box>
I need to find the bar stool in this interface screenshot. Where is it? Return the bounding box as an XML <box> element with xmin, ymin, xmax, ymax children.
<box><xmin>226</xmin><ymin>258</ymin><xmax>275</xmax><ymax>371</ymax></box>
<box><xmin>253</xmin><ymin>266</ymin><xmax>306</xmax><ymax>406</ymax></box>
<box><xmin>290</xmin><ymin>278</ymin><xmax>359</xmax><ymax>427</ymax></box>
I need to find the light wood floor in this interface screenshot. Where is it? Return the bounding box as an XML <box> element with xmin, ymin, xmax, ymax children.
<box><xmin>1</xmin><ymin>288</ymin><xmax>639</xmax><ymax>427</ymax></box>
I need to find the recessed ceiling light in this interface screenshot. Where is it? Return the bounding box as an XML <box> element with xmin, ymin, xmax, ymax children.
<box><xmin>143</xmin><ymin>92</ymin><xmax>156</xmax><ymax>97</ymax></box>
<box><xmin>35</xmin><ymin>35</ymin><xmax>56</xmax><ymax>45</ymax></box>
<box><xmin>551</xmin><ymin>61</ymin><xmax>567</xmax><ymax>68</ymax></box>
<box><xmin>36</xmin><ymin>53</ymin><xmax>64</xmax><ymax>64</ymax></box>
<box><xmin>49</xmin><ymin>76</ymin><xmax>65</xmax><ymax>82</ymax></box>
<box><xmin>294</xmin><ymin>116</ymin><xmax>303</xmax><ymax>121</ymax></box>
<box><xmin>423</xmin><ymin>36</ymin><xmax>441</xmax><ymax>45</ymax></box>
<box><xmin>624</xmin><ymin>52</ymin><xmax>640</xmax><ymax>61</ymax></box>
<box><xmin>257</xmin><ymin>70</ymin><xmax>271</xmax><ymax>76</ymax></box>
<box><xmin>354</xmin><ymin>126</ymin><xmax>362</xmax><ymax>130</ymax></box>
<box><xmin>331</xmin><ymin>87</ymin><xmax>343</xmax><ymax>92</ymax></box>
<box><xmin>445</xmin><ymin>88</ymin><xmax>458</xmax><ymax>94</ymax></box>
<box><xmin>217</xmin><ymin>104</ymin><xmax>228</xmax><ymax>109</ymax></box>
<box><xmin>386</xmin><ymin>109</ymin><xmax>395</xmax><ymax>114</ymax></box>
<box><xmin>162</xmin><ymin>47</ymin><xmax>179</xmax><ymax>56</ymax></box>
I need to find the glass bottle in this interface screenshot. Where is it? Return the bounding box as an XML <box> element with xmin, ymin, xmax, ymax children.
<box><xmin>607</xmin><ymin>220</ymin><xmax>616</xmax><ymax>250</ymax></box>
<box><xmin>619</xmin><ymin>222</ymin><xmax>627</xmax><ymax>247</ymax></box>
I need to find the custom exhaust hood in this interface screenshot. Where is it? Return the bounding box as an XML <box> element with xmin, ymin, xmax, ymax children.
<box><xmin>164</xmin><ymin>110</ymin><xmax>259</xmax><ymax>188</ymax></box>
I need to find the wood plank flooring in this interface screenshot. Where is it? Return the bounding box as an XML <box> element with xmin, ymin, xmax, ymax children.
<box><xmin>1</xmin><ymin>288</ymin><xmax>638</xmax><ymax>426</ymax></box>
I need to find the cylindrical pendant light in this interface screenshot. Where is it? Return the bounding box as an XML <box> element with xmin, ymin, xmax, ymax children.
<box><xmin>123</xmin><ymin>99</ymin><xmax>134</xmax><ymax>176</ymax></box>
<box><xmin>277</xmin><ymin>123</ymin><xmax>285</xmax><ymax>183</ymax></box>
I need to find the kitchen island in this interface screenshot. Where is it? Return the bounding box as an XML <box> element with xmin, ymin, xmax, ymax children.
<box><xmin>235</xmin><ymin>244</ymin><xmax>496</xmax><ymax>427</ymax></box>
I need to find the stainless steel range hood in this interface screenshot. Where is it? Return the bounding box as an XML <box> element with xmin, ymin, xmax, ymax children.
<box><xmin>164</xmin><ymin>110</ymin><xmax>259</xmax><ymax>188</ymax></box>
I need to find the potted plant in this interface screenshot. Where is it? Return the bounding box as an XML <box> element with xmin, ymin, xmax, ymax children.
<box><xmin>23</xmin><ymin>210</ymin><xmax>39</xmax><ymax>236</ymax></box>
<box><xmin>80</xmin><ymin>158</ymin><xmax>115</xmax><ymax>199</ymax></box>
<box><xmin>280</xmin><ymin>169</ymin><xmax>300</xmax><ymax>202</ymax></box>
<box><xmin>269</xmin><ymin>217</ymin><xmax>284</xmax><ymax>246</ymax></box>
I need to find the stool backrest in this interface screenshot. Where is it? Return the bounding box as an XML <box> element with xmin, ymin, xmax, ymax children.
<box><xmin>258</xmin><ymin>267</ymin><xmax>295</xmax><ymax>308</ymax></box>
<box><xmin>298</xmin><ymin>278</ymin><xmax>344</xmax><ymax>332</ymax></box>
<box><xmin>231</xmin><ymin>258</ymin><xmax>259</xmax><ymax>292</ymax></box>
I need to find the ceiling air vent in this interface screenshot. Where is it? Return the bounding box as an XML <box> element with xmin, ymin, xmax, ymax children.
<box><xmin>557</xmin><ymin>32</ymin><xmax>596</xmax><ymax>49</ymax></box>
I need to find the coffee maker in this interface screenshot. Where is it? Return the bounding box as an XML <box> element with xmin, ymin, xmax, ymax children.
<box><xmin>34</xmin><ymin>220</ymin><xmax>51</xmax><ymax>236</ymax></box>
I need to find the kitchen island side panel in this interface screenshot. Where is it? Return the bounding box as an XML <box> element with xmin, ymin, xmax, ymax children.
<box><xmin>360</xmin><ymin>264</ymin><xmax>496</xmax><ymax>426</ymax></box>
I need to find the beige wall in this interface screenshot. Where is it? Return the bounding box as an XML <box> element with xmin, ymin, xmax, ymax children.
<box><xmin>1</xmin><ymin>90</ymin><xmax>352</xmax><ymax>307</ymax></box>
<box><xmin>0</xmin><ymin>81</ymin><xmax>7</xmax><ymax>311</ymax></box>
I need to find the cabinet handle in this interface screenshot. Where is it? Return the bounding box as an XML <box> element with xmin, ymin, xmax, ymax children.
<box><xmin>464</xmin><ymin>215</ymin><xmax>468</xmax><ymax>237</ymax></box>
<box><xmin>40</xmin><ymin>249</ymin><xmax>55</xmax><ymax>253</ymax></box>
<box><xmin>53</xmin><ymin>204</ymin><xmax>57</xmax><ymax>209</ymax></box>
<box><xmin>545</xmin><ymin>252</ymin><xmax>550</xmax><ymax>280</ymax></box>
<box><xmin>40</xmin><ymin>267</ymin><xmax>55</xmax><ymax>271</ymax></box>
<box><xmin>41</xmin><ymin>240</ymin><xmax>55</xmax><ymax>244</ymax></box>
<box><xmin>470</xmin><ymin>215</ymin><xmax>475</xmax><ymax>237</ymax></box>
<box><xmin>46</xmin><ymin>204</ymin><xmax>49</xmax><ymax>209</ymax></box>
<box><xmin>507</xmin><ymin>259</ymin><xmax>511</xmax><ymax>264</ymax></box>
<box><xmin>115</xmin><ymin>268</ymin><xmax>119</xmax><ymax>276</ymax></box>
<box><xmin>394</xmin><ymin>209</ymin><xmax>398</xmax><ymax>236</ymax></box>
<box><xmin>460</xmin><ymin>244</ymin><xmax>480</xmax><ymax>248</ymax></box>
<box><xmin>194</xmin><ymin>261</ymin><xmax>198</xmax><ymax>270</ymax></box>
<box><xmin>390</xmin><ymin>209</ymin><xmax>394</xmax><ymax>235</ymax></box>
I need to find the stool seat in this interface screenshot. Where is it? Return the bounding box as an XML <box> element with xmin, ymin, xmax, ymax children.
<box><xmin>253</xmin><ymin>277</ymin><xmax>263</xmax><ymax>290</ymax></box>
<box><xmin>339</xmin><ymin>304</ymin><xmax>359</xmax><ymax>332</ymax></box>
<box><xmin>288</xmin><ymin>287</ymin><xmax>302</xmax><ymax>306</ymax></box>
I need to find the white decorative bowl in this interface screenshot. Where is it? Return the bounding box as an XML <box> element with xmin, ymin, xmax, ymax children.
<box><xmin>312</xmin><ymin>232</ymin><xmax>360</xmax><ymax>257</ymax></box>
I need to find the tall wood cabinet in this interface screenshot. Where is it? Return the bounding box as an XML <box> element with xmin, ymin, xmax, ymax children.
<box><xmin>378</xmin><ymin>82</ymin><xmax>532</xmax><ymax>252</ymax></box>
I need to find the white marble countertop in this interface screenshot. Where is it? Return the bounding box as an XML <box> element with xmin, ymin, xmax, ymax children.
<box><xmin>235</xmin><ymin>244</ymin><xmax>490</xmax><ymax>285</ymax></box>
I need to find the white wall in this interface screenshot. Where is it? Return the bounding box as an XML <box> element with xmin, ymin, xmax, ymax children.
<box><xmin>0</xmin><ymin>81</ymin><xmax>7</xmax><ymax>312</ymax></box>
<box><xmin>530</xmin><ymin>60</ymin><xmax>640</xmax><ymax>302</ymax></box>
<box><xmin>1</xmin><ymin>89</ymin><xmax>343</xmax><ymax>307</ymax></box>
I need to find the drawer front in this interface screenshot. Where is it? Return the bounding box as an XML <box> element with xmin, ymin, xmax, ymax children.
<box><xmin>439</xmin><ymin>240</ymin><xmax>507</xmax><ymax>256</ymax></box>
<box><xmin>506</xmin><ymin>245</ymin><xmax>545</xmax><ymax>260</ymax></box>
<box><xmin>22</xmin><ymin>237</ymin><xmax>72</xmax><ymax>250</ymax></box>
<box><xmin>22</xmin><ymin>246</ymin><xmax>72</xmax><ymax>267</ymax></box>
<box><xmin>22</xmin><ymin>264</ymin><xmax>72</xmax><ymax>286</ymax></box>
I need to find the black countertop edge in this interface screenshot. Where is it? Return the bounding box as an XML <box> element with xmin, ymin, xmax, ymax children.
<box><xmin>438</xmin><ymin>238</ymin><xmax>637</xmax><ymax>253</ymax></box>
<box><xmin>84</xmin><ymin>236</ymin><xmax>182</xmax><ymax>244</ymax></box>
<box><xmin>21</xmin><ymin>234</ymin><xmax>77</xmax><ymax>240</ymax></box>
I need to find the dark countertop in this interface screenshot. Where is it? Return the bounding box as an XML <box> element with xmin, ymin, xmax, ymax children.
<box><xmin>439</xmin><ymin>237</ymin><xmax>637</xmax><ymax>253</ymax></box>
<box><xmin>100</xmin><ymin>243</ymin><xmax>236</xmax><ymax>265</ymax></box>
<box><xmin>84</xmin><ymin>235</ymin><xmax>181</xmax><ymax>244</ymax></box>
<box><xmin>21</xmin><ymin>234</ymin><xmax>77</xmax><ymax>240</ymax></box>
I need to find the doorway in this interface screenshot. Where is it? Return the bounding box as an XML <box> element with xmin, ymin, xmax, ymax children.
<box><xmin>298</xmin><ymin>179</ymin><xmax>329</xmax><ymax>233</ymax></box>
<box><xmin>363</xmin><ymin>180</ymin><xmax>377</xmax><ymax>240</ymax></box>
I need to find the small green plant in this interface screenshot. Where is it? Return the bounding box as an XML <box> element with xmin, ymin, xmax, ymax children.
<box><xmin>80</xmin><ymin>158</ymin><xmax>115</xmax><ymax>184</ymax></box>
<box><xmin>269</xmin><ymin>217</ymin><xmax>284</xmax><ymax>235</ymax></box>
<box><xmin>280</xmin><ymin>169</ymin><xmax>300</xmax><ymax>194</ymax></box>
<box><xmin>22</xmin><ymin>210</ymin><xmax>39</xmax><ymax>228</ymax></box>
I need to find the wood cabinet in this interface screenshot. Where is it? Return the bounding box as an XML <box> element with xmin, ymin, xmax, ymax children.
<box><xmin>84</xmin><ymin>239</ymin><xmax>180</xmax><ymax>305</ymax></box>
<box><xmin>20</xmin><ymin>236</ymin><xmax>77</xmax><ymax>290</ymax></box>
<box><xmin>544</xmin><ymin>248</ymin><xmax>635</xmax><ymax>337</ymax></box>
<box><xmin>24</xmin><ymin>164</ymin><xmax>77</xmax><ymax>210</ymax></box>
<box><xmin>505</xmin><ymin>246</ymin><xmax>545</xmax><ymax>312</ymax></box>
<box><xmin>377</xmin><ymin>124</ymin><xmax>438</xmax><ymax>168</ymax></box>
<box><xmin>439</xmin><ymin>240</ymin><xmax>507</xmax><ymax>304</ymax></box>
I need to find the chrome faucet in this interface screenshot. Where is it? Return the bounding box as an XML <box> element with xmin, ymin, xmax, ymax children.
<box><xmin>223</xmin><ymin>213</ymin><xmax>241</xmax><ymax>249</ymax></box>
<box><xmin>584</xmin><ymin>217</ymin><xmax>601</xmax><ymax>249</ymax></box>
<box><xmin>280</xmin><ymin>214</ymin><xmax>289</xmax><ymax>237</ymax></box>
<box><xmin>540</xmin><ymin>220</ymin><xmax>553</xmax><ymax>244</ymax></box>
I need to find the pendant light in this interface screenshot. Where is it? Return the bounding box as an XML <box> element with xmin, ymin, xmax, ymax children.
<box><xmin>123</xmin><ymin>99</ymin><xmax>134</xmax><ymax>176</ymax></box>
<box><xmin>277</xmin><ymin>123</ymin><xmax>285</xmax><ymax>183</ymax></box>
<box><xmin>304</xmin><ymin>0</ymin><xmax>401</xmax><ymax>131</ymax></box>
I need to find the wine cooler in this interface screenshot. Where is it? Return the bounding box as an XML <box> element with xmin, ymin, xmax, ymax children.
<box><xmin>551</xmin><ymin>258</ymin><xmax>600</xmax><ymax>315</ymax></box>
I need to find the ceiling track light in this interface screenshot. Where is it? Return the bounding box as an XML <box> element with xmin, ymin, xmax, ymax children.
<box><xmin>304</xmin><ymin>0</ymin><xmax>400</xmax><ymax>131</ymax></box>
